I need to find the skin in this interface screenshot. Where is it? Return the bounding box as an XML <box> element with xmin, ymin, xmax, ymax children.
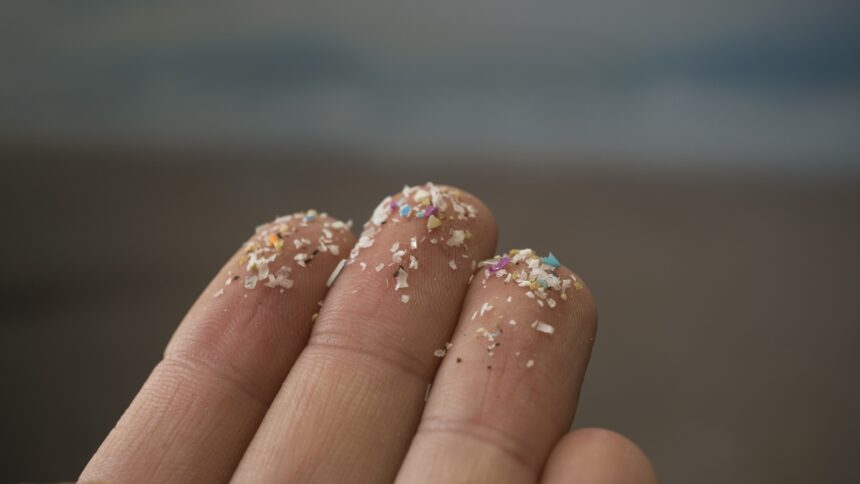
<box><xmin>80</xmin><ymin>184</ymin><xmax>657</xmax><ymax>484</ymax></box>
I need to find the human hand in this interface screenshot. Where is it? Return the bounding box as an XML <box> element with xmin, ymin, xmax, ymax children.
<box><xmin>81</xmin><ymin>183</ymin><xmax>656</xmax><ymax>483</ymax></box>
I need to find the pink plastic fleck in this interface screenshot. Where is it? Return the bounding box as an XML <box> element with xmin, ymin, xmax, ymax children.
<box><xmin>489</xmin><ymin>255</ymin><xmax>511</xmax><ymax>273</ymax></box>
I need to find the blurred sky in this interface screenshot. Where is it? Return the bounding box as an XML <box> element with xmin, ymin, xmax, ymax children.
<box><xmin>2</xmin><ymin>1</ymin><xmax>859</xmax><ymax>169</ymax></box>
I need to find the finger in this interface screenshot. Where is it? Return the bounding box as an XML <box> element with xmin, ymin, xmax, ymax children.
<box><xmin>233</xmin><ymin>183</ymin><xmax>497</xmax><ymax>483</ymax></box>
<box><xmin>80</xmin><ymin>211</ymin><xmax>355</xmax><ymax>484</ymax></box>
<box><xmin>395</xmin><ymin>249</ymin><xmax>597</xmax><ymax>484</ymax></box>
<box><xmin>541</xmin><ymin>428</ymin><xmax>657</xmax><ymax>484</ymax></box>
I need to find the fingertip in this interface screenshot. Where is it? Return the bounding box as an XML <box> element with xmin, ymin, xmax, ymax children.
<box><xmin>472</xmin><ymin>249</ymin><xmax>597</xmax><ymax>340</ymax></box>
<box><xmin>251</xmin><ymin>209</ymin><xmax>357</xmax><ymax>255</ymax></box>
<box><xmin>433</xmin><ymin>183</ymin><xmax>499</xmax><ymax>254</ymax></box>
<box><xmin>166</xmin><ymin>208</ymin><xmax>356</xmax><ymax>372</ymax></box>
<box><xmin>555</xmin><ymin>265</ymin><xmax>598</xmax><ymax>338</ymax></box>
<box><xmin>366</xmin><ymin>182</ymin><xmax>498</xmax><ymax>257</ymax></box>
<box><xmin>543</xmin><ymin>428</ymin><xmax>657</xmax><ymax>484</ymax></box>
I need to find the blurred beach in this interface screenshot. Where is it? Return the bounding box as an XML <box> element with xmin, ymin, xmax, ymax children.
<box><xmin>1</xmin><ymin>1</ymin><xmax>859</xmax><ymax>482</ymax></box>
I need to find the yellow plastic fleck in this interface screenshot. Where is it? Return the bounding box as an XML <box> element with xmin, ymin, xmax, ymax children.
<box><xmin>268</xmin><ymin>233</ymin><xmax>284</xmax><ymax>250</ymax></box>
<box><xmin>427</xmin><ymin>215</ymin><xmax>442</xmax><ymax>230</ymax></box>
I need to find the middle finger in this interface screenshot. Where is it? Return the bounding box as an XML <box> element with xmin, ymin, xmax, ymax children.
<box><xmin>233</xmin><ymin>183</ymin><xmax>497</xmax><ymax>483</ymax></box>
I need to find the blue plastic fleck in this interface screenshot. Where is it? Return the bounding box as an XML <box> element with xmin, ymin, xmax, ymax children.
<box><xmin>542</xmin><ymin>252</ymin><xmax>561</xmax><ymax>267</ymax></box>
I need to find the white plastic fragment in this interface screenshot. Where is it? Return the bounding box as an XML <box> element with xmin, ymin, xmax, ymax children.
<box><xmin>326</xmin><ymin>259</ymin><xmax>347</xmax><ymax>287</ymax></box>
<box><xmin>395</xmin><ymin>267</ymin><xmax>409</xmax><ymax>290</ymax></box>
<box><xmin>446</xmin><ymin>230</ymin><xmax>466</xmax><ymax>247</ymax></box>
<box><xmin>264</xmin><ymin>266</ymin><xmax>294</xmax><ymax>289</ymax></box>
<box><xmin>480</xmin><ymin>302</ymin><xmax>493</xmax><ymax>317</ymax></box>
<box><xmin>294</xmin><ymin>253</ymin><xmax>309</xmax><ymax>267</ymax></box>
<box><xmin>532</xmin><ymin>320</ymin><xmax>556</xmax><ymax>335</ymax></box>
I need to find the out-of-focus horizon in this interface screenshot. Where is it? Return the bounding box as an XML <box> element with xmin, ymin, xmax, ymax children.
<box><xmin>2</xmin><ymin>1</ymin><xmax>859</xmax><ymax>171</ymax></box>
<box><xmin>2</xmin><ymin>2</ymin><xmax>859</xmax><ymax>484</ymax></box>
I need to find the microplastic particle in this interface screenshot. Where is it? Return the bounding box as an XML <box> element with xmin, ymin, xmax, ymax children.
<box><xmin>533</xmin><ymin>320</ymin><xmax>555</xmax><ymax>335</ymax></box>
<box><xmin>541</xmin><ymin>252</ymin><xmax>561</xmax><ymax>267</ymax></box>
<box><xmin>489</xmin><ymin>255</ymin><xmax>511</xmax><ymax>273</ymax></box>
<box><xmin>395</xmin><ymin>267</ymin><xmax>409</xmax><ymax>290</ymax></box>
<box><xmin>480</xmin><ymin>302</ymin><xmax>493</xmax><ymax>317</ymax></box>
<box><xmin>446</xmin><ymin>230</ymin><xmax>466</xmax><ymax>247</ymax></box>
<box><xmin>427</xmin><ymin>215</ymin><xmax>442</xmax><ymax>230</ymax></box>
<box><xmin>326</xmin><ymin>259</ymin><xmax>347</xmax><ymax>287</ymax></box>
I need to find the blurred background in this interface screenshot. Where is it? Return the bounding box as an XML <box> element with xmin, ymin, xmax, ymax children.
<box><xmin>1</xmin><ymin>1</ymin><xmax>858</xmax><ymax>483</ymax></box>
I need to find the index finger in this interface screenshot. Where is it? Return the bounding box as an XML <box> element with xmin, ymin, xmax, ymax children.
<box><xmin>81</xmin><ymin>210</ymin><xmax>355</xmax><ymax>483</ymax></box>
